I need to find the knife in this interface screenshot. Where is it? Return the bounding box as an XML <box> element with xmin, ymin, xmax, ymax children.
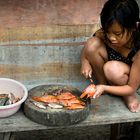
<box><xmin>88</xmin><ymin>74</ymin><xmax>93</xmax><ymax>83</ymax></box>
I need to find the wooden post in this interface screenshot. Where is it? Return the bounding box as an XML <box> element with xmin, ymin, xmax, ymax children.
<box><xmin>133</xmin><ymin>122</ymin><xmax>140</xmax><ymax>140</ymax></box>
<box><xmin>110</xmin><ymin>124</ymin><xmax>119</xmax><ymax>140</ymax></box>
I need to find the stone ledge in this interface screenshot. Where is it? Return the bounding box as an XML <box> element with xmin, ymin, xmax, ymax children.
<box><xmin>0</xmin><ymin>92</ymin><xmax>140</xmax><ymax>133</ymax></box>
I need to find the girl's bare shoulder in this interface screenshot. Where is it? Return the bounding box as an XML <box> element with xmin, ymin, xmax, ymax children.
<box><xmin>94</xmin><ymin>28</ymin><xmax>105</xmax><ymax>41</ymax></box>
<box><xmin>132</xmin><ymin>50</ymin><xmax>140</xmax><ymax>62</ymax></box>
<box><xmin>85</xmin><ymin>29</ymin><xmax>106</xmax><ymax>48</ymax></box>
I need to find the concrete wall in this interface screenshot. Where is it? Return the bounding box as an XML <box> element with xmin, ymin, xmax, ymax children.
<box><xmin>0</xmin><ymin>0</ymin><xmax>106</xmax><ymax>90</ymax></box>
<box><xmin>0</xmin><ymin>0</ymin><xmax>139</xmax><ymax>90</ymax></box>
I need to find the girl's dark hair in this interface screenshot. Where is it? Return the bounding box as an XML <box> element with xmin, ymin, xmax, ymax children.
<box><xmin>100</xmin><ymin>0</ymin><xmax>140</xmax><ymax>49</ymax></box>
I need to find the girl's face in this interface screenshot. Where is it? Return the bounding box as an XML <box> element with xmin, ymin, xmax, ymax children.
<box><xmin>105</xmin><ymin>22</ymin><xmax>132</xmax><ymax>47</ymax></box>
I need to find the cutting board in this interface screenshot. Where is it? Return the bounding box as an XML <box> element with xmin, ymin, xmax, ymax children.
<box><xmin>23</xmin><ymin>85</ymin><xmax>91</xmax><ymax>126</ymax></box>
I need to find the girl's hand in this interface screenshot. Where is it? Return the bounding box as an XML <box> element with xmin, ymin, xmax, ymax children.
<box><xmin>81</xmin><ymin>59</ymin><xmax>92</xmax><ymax>78</ymax></box>
<box><xmin>93</xmin><ymin>85</ymin><xmax>105</xmax><ymax>99</ymax></box>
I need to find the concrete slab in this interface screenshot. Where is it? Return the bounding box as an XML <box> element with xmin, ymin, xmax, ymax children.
<box><xmin>0</xmin><ymin>93</ymin><xmax>140</xmax><ymax>133</ymax></box>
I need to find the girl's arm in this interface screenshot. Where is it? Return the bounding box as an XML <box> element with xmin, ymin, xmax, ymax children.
<box><xmin>80</xmin><ymin>44</ymin><xmax>92</xmax><ymax>78</ymax></box>
<box><xmin>81</xmin><ymin>29</ymin><xmax>105</xmax><ymax>80</ymax></box>
<box><xmin>95</xmin><ymin>51</ymin><xmax>140</xmax><ymax>97</ymax></box>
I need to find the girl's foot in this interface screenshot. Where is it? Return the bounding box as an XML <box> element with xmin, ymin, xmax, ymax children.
<box><xmin>123</xmin><ymin>95</ymin><xmax>140</xmax><ymax>113</ymax></box>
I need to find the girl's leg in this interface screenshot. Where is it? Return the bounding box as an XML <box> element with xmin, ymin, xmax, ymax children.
<box><xmin>84</xmin><ymin>37</ymin><xmax>108</xmax><ymax>84</ymax></box>
<box><xmin>103</xmin><ymin>61</ymin><xmax>130</xmax><ymax>85</ymax></box>
<box><xmin>103</xmin><ymin>61</ymin><xmax>140</xmax><ymax>112</ymax></box>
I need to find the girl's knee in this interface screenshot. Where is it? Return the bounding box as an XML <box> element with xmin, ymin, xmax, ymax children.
<box><xmin>85</xmin><ymin>37</ymin><xmax>103</xmax><ymax>54</ymax></box>
<box><xmin>103</xmin><ymin>61</ymin><xmax>129</xmax><ymax>85</ymax></box>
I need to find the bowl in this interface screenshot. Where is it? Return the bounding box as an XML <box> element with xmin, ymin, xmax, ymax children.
<box><xmin>0</xmin><ymin>78</ymin><xmax>28</xmax><ymax>118</ymax></box>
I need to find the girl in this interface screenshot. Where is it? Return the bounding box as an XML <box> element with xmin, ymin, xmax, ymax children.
<box><xmin>81</xmin><ymin>0</ymin><xmax>140</xmax><ymax>112</ymax></box>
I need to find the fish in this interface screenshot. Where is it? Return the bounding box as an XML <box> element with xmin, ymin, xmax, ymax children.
<box><xmin>12</xmin><ymin>97</ymin><xmax>20</xmax><ymax>104</ymax></box>
<box><xmin>58</xmin><ymin>99</ymin><xmax>70</xmax><ymax>106</ymax></box>
<box><xmin>0</xmin><ymin>94</ymin><xmax>9</xmax><ymax>106</ymax></box>
<box><xmin>65</xmin><ymin>103</ymin><xmax>85</xmax><ymax>110</ymax></box>
<box><xmin>67</xmin><ymin>97</ymin><xmax>85</xmax><ymax>106</ymax></box>
<box><xmin>31</xmin><ymin>91</ymin><xmax>86</xmax><ymax>110</ymax></box>
<box><xmin>57</xmin><ymin>92</ymin><xmax>76</xmax><ymax>100</ymax></box>
<box><xmin>30</xmin><ymin>100</ymin><xmax>47</xmax><ymax>109</ymax></box>
<box><xmin>0</xmin><ymin>93</ymin><xmax>21</xmax><ymax>106</ymax></box>
<box><xmin>80</xmin><ymin>84</ymin><xmax>96</xmax><ymax>98</ymax></box>
<box><xmin>59</xmin><ymin>98</ymin><xmax>85</xmax><ymax>107</ymax></box>
<box><xmin>48</xmin><ymin>103</ymin><xmax>63</xmax><ymax>109</ymax></box>
<box><xmin>8</xmin><ymin>93</ymin><xmax>16</xmax><ymax>104</ymax></box>
<box><xmin>32</xmin><ymin>95</ymin><xmax>59</xmax><ymax>103</ymax></box>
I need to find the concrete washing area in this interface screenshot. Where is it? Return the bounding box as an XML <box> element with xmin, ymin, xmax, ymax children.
<box><xmin>1</xmin><ymin>0</ymin><xmax>140</xmax><ymax>140</ymax></box>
